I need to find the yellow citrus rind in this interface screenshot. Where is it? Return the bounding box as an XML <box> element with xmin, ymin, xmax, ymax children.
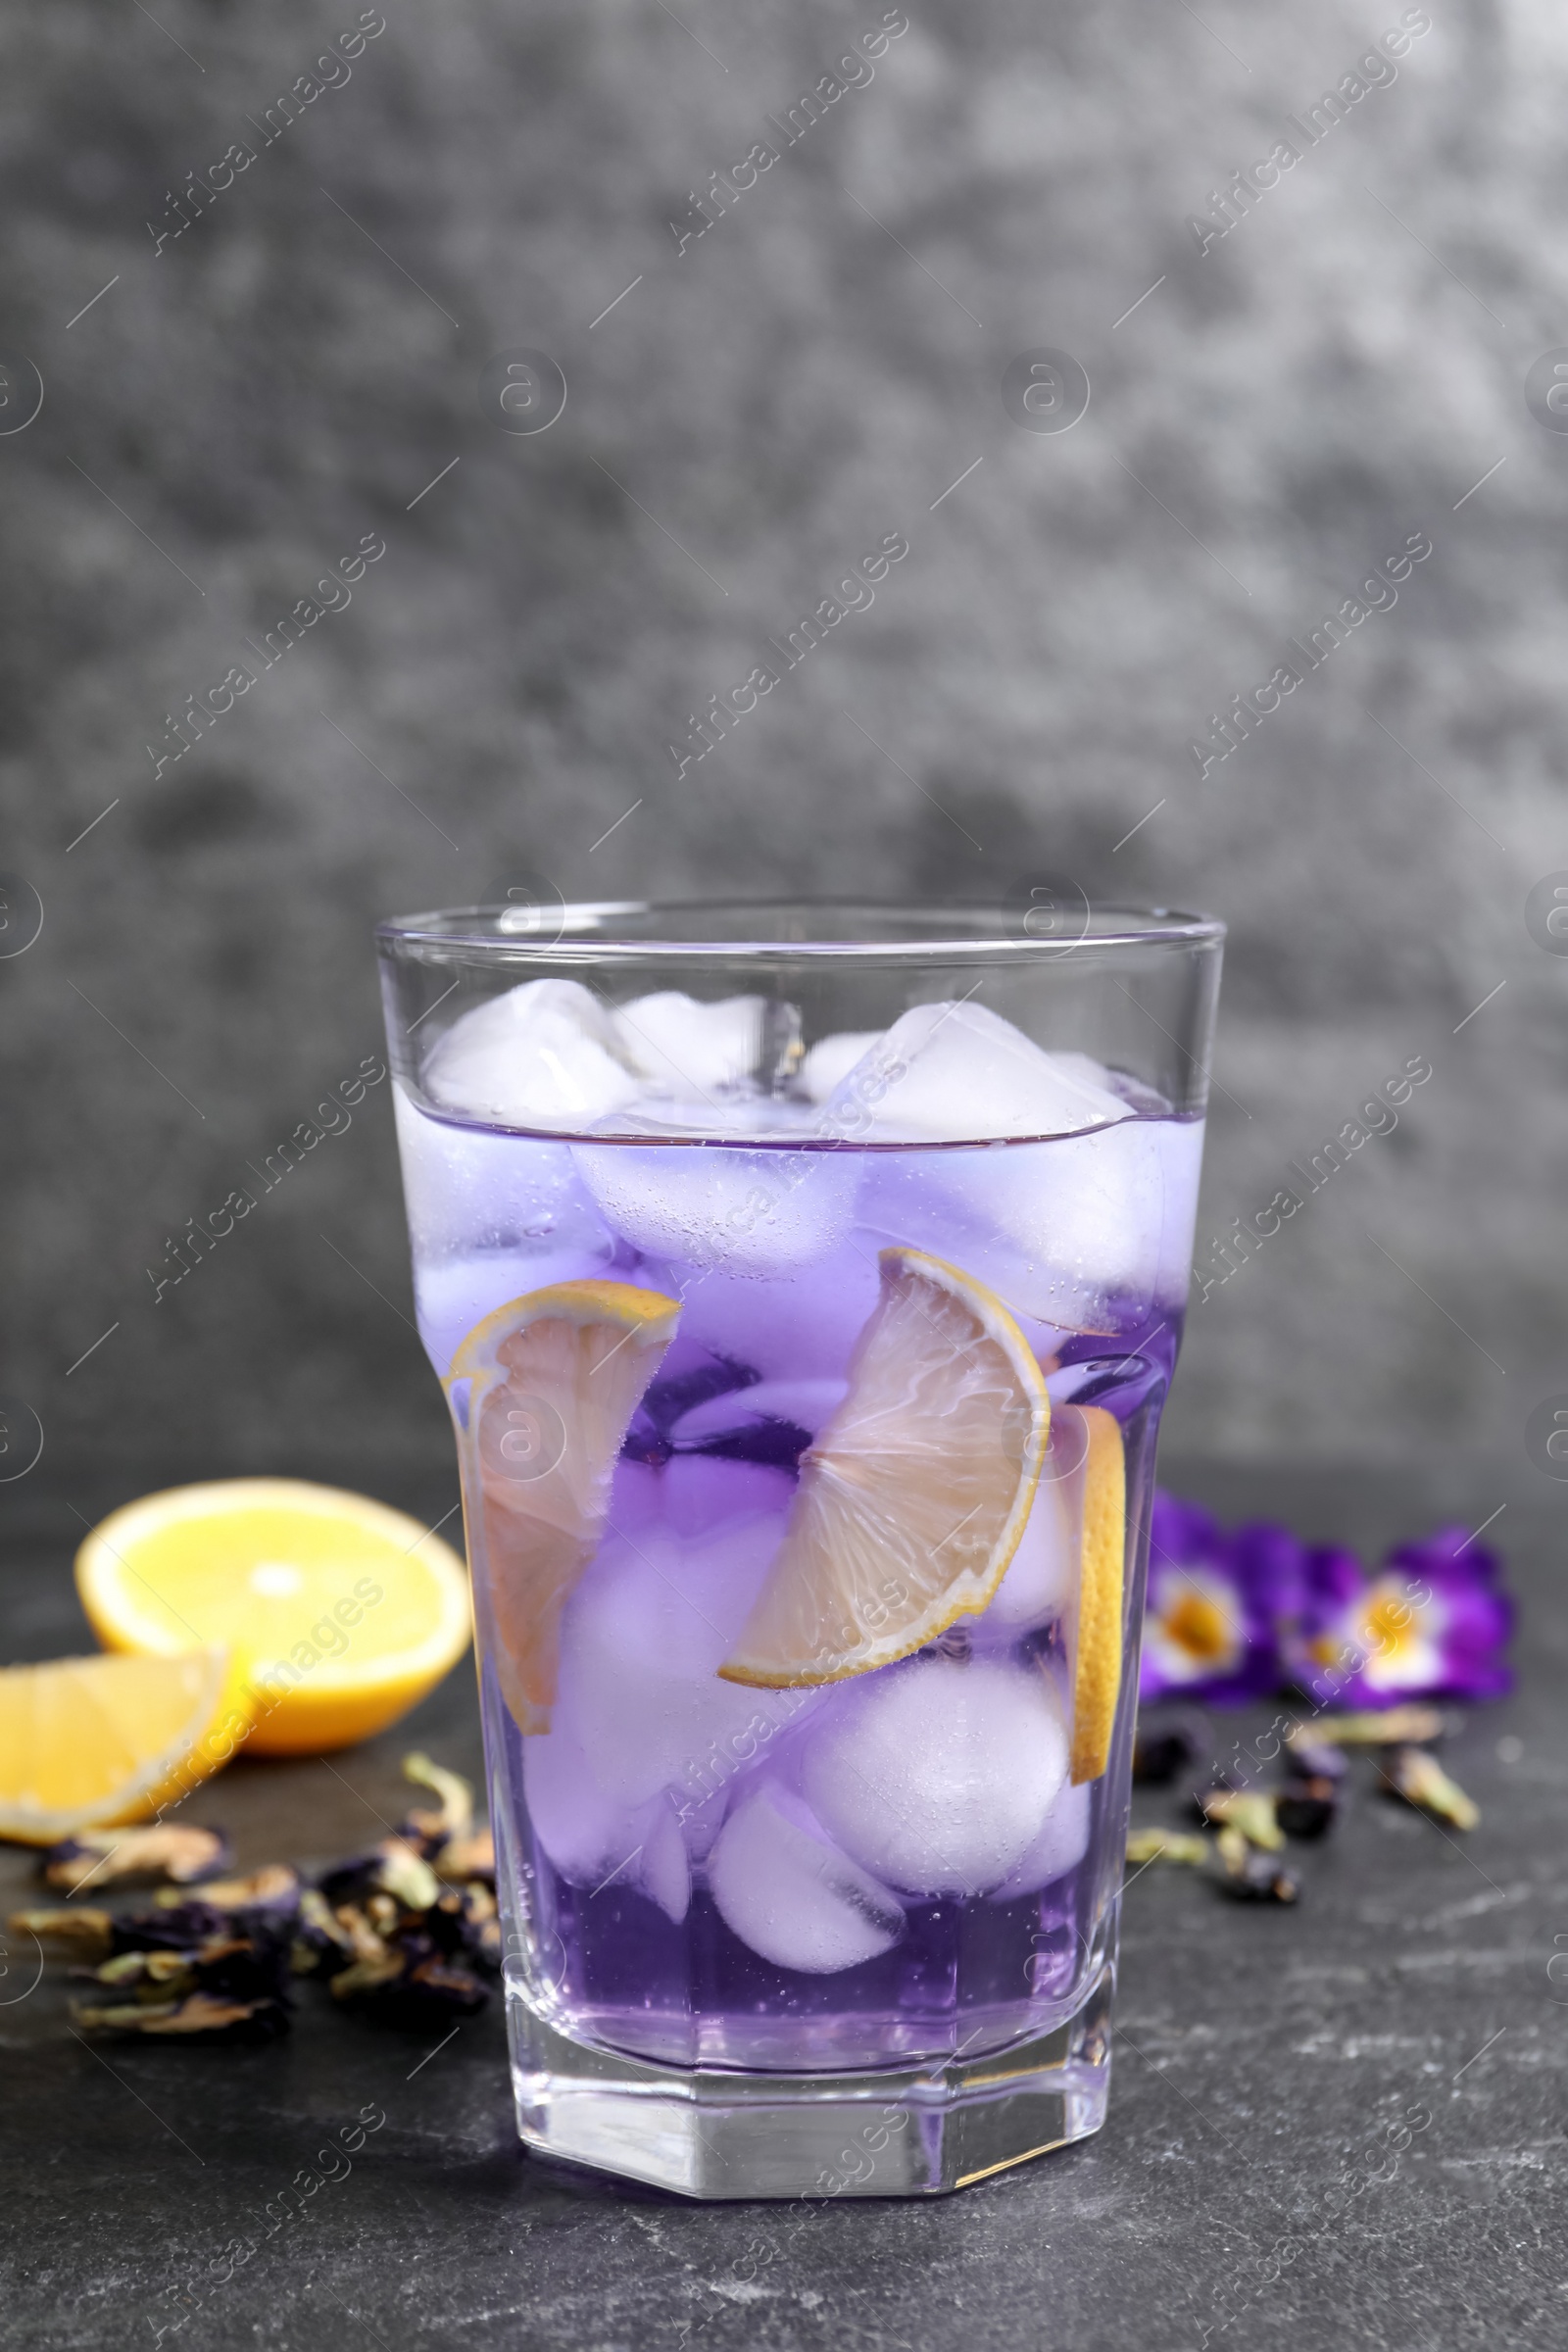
<box><xmin>719</xmin><ymin>1246</ymin><xmax>1051</xmax><ymax>1688</ymax></box>
<box><xmin>0</xmin><ymin>1648</ymin><xmax>252</xmax><ymax>1843</ymax></box>
<box><xmin>446</xmin><ymin>1279</ymin><xmax>681</xmax><ymax>1736</ymax></box>
<box><xmin>1069</xmin><ymin>1405</ymin><xmax>1126</xmax><ymax>1785</ymax></box>
<box><xmin>74</xmin><ymin>1478</ymin><xmax>471</xmax><ymax>1755</ymax></box>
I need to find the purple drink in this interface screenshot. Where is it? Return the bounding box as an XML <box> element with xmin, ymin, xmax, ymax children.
<box><xmin>379</xmin><ymin>905</ymin><xmax>1221</xmax><ymax>2194</ymax></box>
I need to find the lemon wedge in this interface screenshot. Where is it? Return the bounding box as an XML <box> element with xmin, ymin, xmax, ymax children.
<box><xmin>74</xmin><ymin>1479</ymin><xmax>471</xmax><ymax>1754</ymax></box>
<box><xmin>0</xmin><ymin>1650</ymin><xmax>247</xmax><ymax>1843</ymax></box>
<box><xmin>1068</xmin><ymin>1405</ymin><xmax>1126</xmax><ymax>1785</ymax></box>
<box><xmin>719</xmin><ymin>1246</ymin><xmax>1050</xmax><ymax>1688</ymax></box>
<box><xmin>446</xmin><ymin>1279</ymin><xmax>681</xmax><ymax>1735</ymax></box>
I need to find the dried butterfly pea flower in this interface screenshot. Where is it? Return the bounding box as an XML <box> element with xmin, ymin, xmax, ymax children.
<box><xmin>399</xmin><ymin>1752</ymin><xmax>475</xmax><ymax>1853</ymax></box>
<box><xmin>90</xmin><ymin>1923</ymin><xmax>294</xmax><ymax>2008</ymax></box>
<box><xmin>151</xmin><ymin>1863</ymin><xmax>300</xmax><ymax>1920</ymax></box>
<box><xmin>430</xmin><ymin>1882</ymin><xmax>502</xmax><ymax>1970</ymax></box>
<box><xmin>1283</xmin><ymin>1739</ymin><xmax>1348</xmax><ymax>1782</ymax></box>
<box><xmin>333</xmin><ymin>1903</ymin><xmax>393</xmax><ymax>1965</ymax></box>
<box><xmin>1125</xmin><ymin>1829</ymin><xmax>1210</xmax><ymax>1868</ymax></box>
<box><xmin>42</xmin><ymin>1824</ymin><xmax>230</xmax><ymax>1895</ymax></box>
<box><xmin>291</xmin><ymin>1887</ymin><xmax>359</xmax><ymax>1977</ymax></box>
<box><xmin>1274</xmin><ymin>1778</ymin><xmax>1339</xmax><ymax>1839</ymax></box>
<box><xmin>72</xmin><ymin>1989</ymin><xmax>288</xmax><ymax>2041</ymax></box>
<box><xmin>1194</xmin><ymin>1791</ymin><xmax>1285</xmax><ymax>1852</ymax></box>
<box><xmin>6</xmin><ymin>1907</ymin><xmax>115</xmax><ymax>1963</ymax></box>
<box><xmin>1132</xmin><ymin>1709</ymin><xmax>1211</xmax><ymax>1788</ymax></box>
<box><xmin>318</xmin><ymin>1838</ymin><xmax>441</xmax><ymax>1917</ymax></box>
<box><xmin>329</xmin><ymin>1918</ymin><xmax>490</xmax><ymax>2022</ymax></box>
<box><xmin>330</xmin><ymin>1951</ymin><xmax>407</xmax><ymax>2001</ymax></box>
<box><xmin>1211</xmin><ymin>1824</ymin><xmax>1299</xmax><ymax>1903</ymax></box>
<box><xmin>92</xmin><ymin>1948</ymin><xmax>198</xmax><ymax>2001</ymax></box>
<box><xmin>1380</xmin><ymin>1745</ymin><xmax>1479</xmax><ymax>1831</ymax></box>
<box><xmin>1291</xmin><ymin>1704</ymin><xmax>1446</xmax><ymax>1750</ymax></box>
<box><xmin>435</xmin><ymin>1830</ymin><xmax>495</xmax><ymax>1885</ymax></box>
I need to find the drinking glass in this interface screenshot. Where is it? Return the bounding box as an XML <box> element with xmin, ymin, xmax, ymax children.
<box><xmin>377</xmin><ymin>900</ymin><xmax>1222</xmax><ymax>2197</ymax></box>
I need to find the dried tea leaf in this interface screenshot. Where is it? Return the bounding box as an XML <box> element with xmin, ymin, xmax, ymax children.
<box><xmin>1198</xmin><ymin>1791</ymin><xmax>1285</xmax><ymax>1852</ymax></box>
<box><xmin>42</xmin><ymin>1825</ymin><xmax>229</xmax><ymax>1894</ymax></box>
<box><xmin>7</xmin><ymin>1907</ymin><xmax>113</xmax><ymax>1962</ymax></box>
<box><xmin>1380</xmin><ymin>1745</ymin><xmax>1479</xmax><ymax>1831</ymax></box>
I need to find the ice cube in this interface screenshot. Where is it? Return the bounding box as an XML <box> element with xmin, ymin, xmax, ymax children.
<box><xmin>573</xmin><ymin>1139</ymin><xmax>857</xmax><ymax>1276</ymax></box>
<box><xmin>613</xmin><ymin>992</ymin><xmax>767</xmax><ymax>1100</ymax></box>
<box><xmin>554</xmin><ymin>1462</ymin><xmax>816</xmax><ymax>1816</ymax></box>
<box><xmin>653</xmin><ymin>1239</ymin><xmax>883</xmax><ymax>1380</ymax></box>
<box><xmin>800</xmin><ymin>1656</ymin><xmax>1070</xmax><ymax>1896</ymax></box>
<box><xmin>825</xmin><ymin>1002</ymin><xmax>1132</xmax><ymax>1143</ymax></box>
<box><xmin>798</xmin><ymin>1031</ymin><xmax>887</xmax><ymax>1103</ymax></box>
<box><xmin>394</xmin><ymin>1084</ymin><xmax>615</xmax><ymax>1264</ymax></box>
<box><xmin>989</xmin><ymin>1777</ymin><xmax>1092</xmax><ymax>1899</ymax></box>
<box><xmin>522</xmin><ymin>1719</ymin><xmax>689</xmax><ymax>1920</ymax></box>
<box><xmin>859</xmin><ymin>1120</ymin><xmax>1173</xmax><ymax>1330</ymax></box>
<box><xmin>422</xmin><ymin>978</ymin><xmax>645</xmax><ymax>1130</ymax></box>
<box><xmin>668</xmin><ymin>1378</ymin><xmax>847</xmax><ymax>1449</ymax></box>
<box><xmin>412</xmin><ymin>1243</ymin><xmax>618</xmax><ymax>1380</ymax></box>
<box><xmin>974</xmin><ymin>1414</ymin><xmax>1086</xmax><ymax>1633</ymax></box>
<box><xmin>707</xmin><ymin>1781</ymin><xmax>905</xmax><ymax>1974</ymax></box>
<box><xmin>640</xmin><ymin>1803</ymin><xmax>692</xmax><ymax>1923</ymax></box>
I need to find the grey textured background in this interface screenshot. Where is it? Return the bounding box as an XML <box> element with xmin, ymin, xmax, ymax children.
<box><xmin>2</xmin><ymin>0</ymin><xmax>1566</xmax><ymax>1494</ymax></box>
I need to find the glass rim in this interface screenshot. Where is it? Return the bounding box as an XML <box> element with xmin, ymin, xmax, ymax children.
<box><xmin>376</xmin><ymin>897</ymin><xmax>1225</xmax><ymax>964</ymax></box>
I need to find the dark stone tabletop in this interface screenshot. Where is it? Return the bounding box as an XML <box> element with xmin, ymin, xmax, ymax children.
<box><xmin>2</xmin><ymin>1459</ymin><xmax>1564</xmax><ymax>2352</ymax></box>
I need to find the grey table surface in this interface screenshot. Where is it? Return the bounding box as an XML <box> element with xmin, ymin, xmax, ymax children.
<box><xmin>2</xmin><ymin>1458</ymin><xmax>1564</xmax><ymax>2352</ymax></box>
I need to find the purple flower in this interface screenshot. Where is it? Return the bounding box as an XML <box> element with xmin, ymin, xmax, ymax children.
<box><xmin>1286</xmin><ymin>1527</ymin><xmax>1513</xmax><ymax>1708</ymax></box>
<box><xmin>1140</xmin><ymin>1494</ymin><xmax>1290</xmax><ymax>1704</ymax></box>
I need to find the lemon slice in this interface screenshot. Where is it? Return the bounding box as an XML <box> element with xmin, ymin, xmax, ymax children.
<box><xmin>75</xmin><ymin>1480</ymin><xmax>471</xmax><ymax>1755</ymax></box>
<box><xmin>1068</xmin><ymin>1405</ymin><xmax>1126</xmax><ymax>1785</ymax></box>
<box><xmin>719</xmin><ymin>1247</ymin><xmax>1050</xmax><ymax>1688</ymax></box>
<box><xmin>0</xmin><ymin>1650</ymin><xmax>247</xmax><ymax>1843</ymax></box>
<box><xmin>447</xmin><ymin>1279</ymin><xmax>681</xmax><ymax>1735</ymax></box>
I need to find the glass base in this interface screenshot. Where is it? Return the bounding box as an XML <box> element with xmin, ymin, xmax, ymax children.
<box><xmin>508</xmin><ymin>1965</ymin><xmax>1113</xmax><ymax>2199</ymax></box>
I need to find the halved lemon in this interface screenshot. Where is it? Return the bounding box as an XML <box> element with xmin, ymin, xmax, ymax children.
<box><xmin>0</xmin><ymin>1649</ymin><xmax>248</xmax><ymax>1843</ymax></box>
<box><xmin>719</xmin><ymin>1247</ymin><xmax>1051</xmax><ymax>1688</ymax></box>
<box><xmin>75</xmin><ymin>1480</ymin><xmax>471</xmax><ymax>1755</ymax></box>
<box><xmin>446</xmin><ymin>1279</ymin><xmax>681</xmax><ymax>1735</ymax></box>
<box><xmin>1068</xmin><ymin>1405</ymin><xmax>1126</xmax><ymax>1785</ymax></box>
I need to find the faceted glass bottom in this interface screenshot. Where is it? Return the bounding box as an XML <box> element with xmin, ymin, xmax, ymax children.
<box><xmin>508</xmin><ymin>1963</ymin><xmax>1113</xmax><ymax>2198</ymax></box>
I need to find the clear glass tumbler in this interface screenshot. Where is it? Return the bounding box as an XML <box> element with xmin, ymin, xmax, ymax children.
<box><xmin>377</xmin><ymin>900</ymin><xmax>1222</xmax><ymax>2197</ymax></box>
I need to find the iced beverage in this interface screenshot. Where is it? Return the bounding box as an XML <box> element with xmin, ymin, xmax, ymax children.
<box><xmin>378</xmin><ymin>903</ymin><xmax>1221</xmax><ymax>2196</ymax></box>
